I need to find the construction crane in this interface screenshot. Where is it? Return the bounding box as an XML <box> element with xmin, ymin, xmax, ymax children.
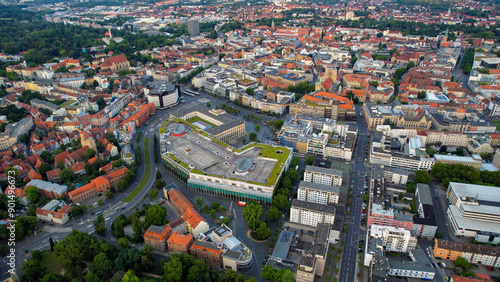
<box><xmin>261</xmin><ymin>103</ymin><xmax>298</xmax><ymax>125</ymax></box>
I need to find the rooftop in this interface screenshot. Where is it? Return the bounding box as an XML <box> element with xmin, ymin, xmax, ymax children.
<box><xmin>298</xmin><ymin>180</ymin><xmax>340</xmax><ymax>194</ymax></box>
<box><xmin>291</xmin><ymin>199</ymin><xmax>336</xmax><ymax>214</ymax></box>
<box><xmin>25</xmin><ymin>179</ymin><xmax>68</xmax><ymax>195</ymax></box>
<box><xmin>305</xmin><ymin>165</ymin><xmax>342</xmax><ymax>177</ymax></box>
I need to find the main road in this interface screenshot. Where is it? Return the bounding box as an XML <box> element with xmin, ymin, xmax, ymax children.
<box><xmin>338</xmin><ymin>105</ymin><xmax>371</xmax><ymax>282</ymax></box>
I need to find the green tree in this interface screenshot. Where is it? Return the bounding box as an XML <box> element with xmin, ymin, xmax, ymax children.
<box><xmin>242</xmin><ymin>201</ymin><xmax>262</xmax><ymax>230</ymax></box>
<box><xmin>89</xmin><ymin>253</ymin><xmax>113</xmax><ymax>280</ymax></box>
<box><xmin>149</xmin><ymin>189</ymin><xmax>159</xmax><ymax>200</ymax></box>
<box><xmin>426</xmin><ymin>147</ymin><xmax>436</xmax><ymax>157</ymax></box>
<box><xmin>362</xmin><ymin>194</ymin><xmax>369</xmax><ymax>202</ymax></box>
<box><xmin>163</xmin><ymin>255</ymin><xmax>183</xmax><ymax>282</ymax></box>
<box><xmin>24</xmin><ymin>186</ymin><xmax>39</xmax><ymax>202</ymax></box>
<box><xmin>145</xmin><ymin>204</ymin><xmax>167</xmax><ymax>226</ymax></box>
<box><xmin>206</xmin><ymin>102</ymin><xmax>211</xmax><ymax>108</ymax></box>
<box><xmin>105</xmin><ymin>189</ymin><xmax>113</xmax><ymax>199</ymax></box>
<box><xmin>273</xmin><ymin>119</ymin><xmax>284</xmax><ymax>130</ymax></box>
<box><xmin>156</xmin><ymin>170</ymin><xmax>162</xmax><ymax>179</ymax></box>
<box><xmin>256</xmin><ymin>221</ymin><xmax>271</xmax><ymax>240</ymax></box>
<box><xmin>265</xmin><ymin>206</ymin><xmax>282</xmax><ymax>221</ymax></box>
<box><xmin>255</xmin><ymin>124</ymin><xmax>261</xmax><ymax>131</ymax></box>
<box><xmin>272</xmin><ymin>194</ymin><xmax>288</xmax><ymax>210</ymax></box>
<box><xmin>113</xmin><ymin>217</ymin><xmax>125</xmax><ymax>238</ymax></box>
<box><xmin>455</xmin><ymin>257</ymin><xmax>471</xmax><ymax>270</ymax></box>
<box><xmin>96</xmin><ymin>97</ymin><xmax>106</xmax><ymax>110</ymax></box>
<box><xmin>59</xmin><ymin>168</ymin><xmax>75</xmax><ymax>183</ymax></box>
<box><xmin>195</xmin><ymin>197</ymin><xmax>203</xmax><ymax>208</ymax></box>
<box><xmin>118</xmin><ymin>237</ymin><xmax>130</xmax><ymax>249</ymax></box>
<box><xmin>249</xmin><ymin>132</ymin><xmax>257</xmax><ymax>141</ymax></box>
<box><xmin>211</xmin><ymin>201</ymin><xmax>220</xmax><ymax>210</ymax></box>
<box><xmin>38</xmin><ymin>163</ymin><xmax>52</xmax><ymax>178</ymax></box>
<box><xmin>93</xmin><ymin>214</ymin><xmax>106</xmax><ymax>236</ymax></box>
<box><xmin>85</xmin><ymin>148</ymin><xmax>96</xmax><ymax>160</ymax></box>
<box><xmin>414</xmin><ymin>170</ymin><xmax>432</xmax><ymax>184</ymax></box>
<box><xmin>121</xmin><ymin>270</ymin><xmax>140</xmax><ymax>282</ymax></box>
<box><xmin>246</xmin><ymin>88</ymin><xmax>254</xmax><ymax>95</ymax></box>
<box><xmin>22</xmin><ymin>250</ymin><xmax>45</xmax><ymax>282</ymax></box>
<box><xmin>305</xmin><ymin>155</ymin><xmax>315</xmax><ymax>165</ymax></box>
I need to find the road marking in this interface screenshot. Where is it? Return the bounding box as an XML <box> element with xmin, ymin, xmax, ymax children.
<box><xmin>233</xmin><ymin>209</ymin><xmax>237</xmax><ymax>219</ymax></box>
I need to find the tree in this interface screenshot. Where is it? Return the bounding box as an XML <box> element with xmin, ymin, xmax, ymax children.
<box><xmin>414</xmin><ymin>170</ymin><xmax>432</xmax><ymax>184</ymax></box>
<box><xmin>121</xmin><ymin>270</ymin><xmax>140</xmax><ymax>282</ymax></box>
<box><xmin>149</xmin><ymin>188</ymin><xmax>158</xmax><ymax>200</ymax></box>
<box><xmin>163</xmin><ymin>255</ymin><xmax>183</xmax><ymax>282</ymax></box>
<box><xmin>22</xmin><ymin>250</ymin><xmax>46</xmax><ymax>282</ymax></box>
<box><xmin>117</xmin><ymin>180</ymin><xmax>127</xmax><ymax>192</ymax></box>
<box><xmin>249</xmin><ymin>132</ymin><xmax>257</xmax><ymax>141</ymax></box>
<box><xmin>89</xmin><ymin>253</ymin><xmax>114</xmax><ymax>280</ymax></box>
<box><xmin>305</xmin><ymin>155</ymin><xmax>315</xmax><ymax>165</ymax></box>
<box><xmin>418</xmin><ymin>91</ymin><xmax>426</xmax><ymax>99</ymax></box>
<box><xmin>255</xmin><ymin>124</ymin><xmax>261</xmax><ymax>131</ymax></box>
<box><xmin>156</xmin><ymin>170</ymin><xmax>162</xmax><ymax>180</ymax></box>
<box><xmin>24</xmin><ymin>186</ymin><xmax>39</xmax><ymax>202</ymax></box>
<box><xmin>145</xmin><ymin>204</ymin><xmax>167</xmax><ymax>226</ymax></box>
<box><xmin>105</xmin><ymin>190</ymin><xmax>113</xmax><ymax>199</ymax></box>
<box><xmin>455</xmin><ymin>257</ymin><xmax>471</xmax><ymax>270</ymax></box>
<box><xmin>256</xmin><ymin>221</ymin><xmax>271</xmax><ymax>240</ymax></box>
<box><xmin>97</xmin><ymin>199</ymin><xmax>103</xmax><ymax>206</ymax></box>
<box><xmin>41</xmin><ymin>151</ymin><xmax>53</xmax><ymax>163</ymax></box>
<box><xmin>273</xmin><ymin>119</ymin><xmax>284</xmax><ymax>130</ymax></box>
<box><xmin>246</xmin><ymin>88</ymin><xmax>254</xmax><ymax>95</ymax></box>
<box><xmin>118</xmin><ymin>237</ymin><xmax>130</xmax><ymax>249</ymax></box>
<box><xmin>26</xmin><ymin>204</ymin><xmax>37</xmax><ymax>216</ymax></box>
<box><xmin>195</xmin><ymin>197</ymin><xmax>203</xmax><ymax>208</ymax></box>
<box><xmin>70</xmin><ymin>205</ymin><xmax>87</xmax><ymax>217</ymax></box>
<box><xmin>85</xmin><ymin>148</ymin><xmax>96</xmax><ymax>160</ymax></box>
<box><xmin>155</xmin><ymin>179</ymin><xmax>166</xmax><ymax>189</ymax></box>
<box><xmin>38</xmin><ymin>163</ymin><xmax>52</xmax><ymax>178</ymax></box>
<box><xmin>242</xmin><ymin>201</ymin><xmax>262</xmax><ymax>230</ymax></box>
<box><xmin>96</xmin><ymin>97</ymin><xmax>106</xmax><ymax>110</ymax></box>
<box><xmin>59</xmin><ymin>168</ymin><xmax>75</xmax><ymax>183</ymax></box>
<box><xmin>266</xmin><ymin>206</ymin><xmax>282</xmax><ymax>221</ymax></box>
<box><xmin>376</xmin><ymin>32</ymin><xmax>383</xmax><ymax>37</ymax></box>
<box><xmin>93</xmin><ymin>214</ymin><xmax>106</xmax><ymax>236</ymax></box>
<box><xmin>426</xmin><ymin>147</ymin><xmax>436</xmax><ymax>157</ymax></box>
<box><xmin>272</xmin><ymin>194</ymin><xmax>288</xmax><ymax>210</ymax></box>
<box><xmin>362</xmin><ymin>194</ymin><xmax>369</xmax><ymax>202</ymax></box>
<box><xmin>211</xmin><ymin>201</ymin><xmax>220</xmax><ymax>210</ymax></box>
<box><xmin>113</xmin><ymin>217</ymin><xmax>125</xmax><ymax>238</ymax></box>
<box><xmin>19</xmin><ymin>133</ymin><xmax>29</xmax><ymax>143</ymax></box>
<box><xmin>206</xmin><ymin>102</ymin><xmax>211</xmax><ymax>108</ymax></box>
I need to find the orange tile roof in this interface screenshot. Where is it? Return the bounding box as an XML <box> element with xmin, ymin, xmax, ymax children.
<box><xmin>169</xmin><ymin>189</ymin><xmax>193</xmax><ymax>215</ymax></box>
<box><xmin>182</xmin><ymin>207</ymin><xmax>205</xmax><ymax>229</ymax></box>
<box><xmin>92</xmin><ymin>176</ymin><xmax>110</xmax><ymax>187</ymax></box>
<box><xmin>167</xmin><ymin>231</ymin><xmax>193</xmax><ymax>247</ymax></box>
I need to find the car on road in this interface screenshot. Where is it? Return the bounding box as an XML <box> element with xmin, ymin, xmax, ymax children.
<box><xmin>432</xmin><ymin>263</ymin><xmax>437</xmax><ymax>268</ymax></box>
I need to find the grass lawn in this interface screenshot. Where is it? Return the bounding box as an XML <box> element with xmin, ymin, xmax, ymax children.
<box><xmin>59</xmin><ymin>100</ymin><xmax>77</xmax><ymax>107</ymax></box>
<box><xmin>123</xmin><ymin>137</ymin><xmax>150</xmax><ymax>202</ymax></box>
<box><xmin>493</xmin><ymin>121</ymin><xmax>500</xmax><ymax>131</ymax></box>
<box><xmin>40</xmin><ymin>250</ymin><xmax>63</xmax><ymax>275</ymax></box>
<box><xmin>258</xmin><ymin>145</ymin><xmax>290</xmax><ymax>186</ymax></box>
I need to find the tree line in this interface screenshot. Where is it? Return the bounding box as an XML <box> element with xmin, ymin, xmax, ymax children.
<box><xmin>431</xmin><ymin>162</ymin><xmax>500</xmax><ymax>187</ymax></box>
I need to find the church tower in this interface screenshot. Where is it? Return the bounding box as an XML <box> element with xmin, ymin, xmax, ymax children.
<box><xmin>315</xmin><ymin>75</ymin><xmax>322</xmax><ymax>91</ymax></box>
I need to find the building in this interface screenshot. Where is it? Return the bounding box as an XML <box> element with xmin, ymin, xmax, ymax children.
<box><xmin>297</xmin><ymin>181</ymin><xmax>339</xmax><ymax>205</ymax></box>
<box><xmin>303</xmin><ymin>165</ymin><xmax>343</xmax><ymax>187</ymax></box>
<box><xmin>433</xmin><ymin>239</ymin><xmax>500</xmax><ymax>267</ymax></box>
<box><xmin>145</xmin><ymin>80</ymin><xmax>180</xmax><ymax>109</ymax></box>
<box><xmin>24</xmin><ymin>179</ymin><xmax>68</xmax><ymax>199</ymax></box>
<box><xmin>187</xmin><ymin>19</ymin><xmax>200</xmax><ymax>36</ymax></box>
<box><xmin>35</xmin><ymin>199</ymin><xmax>72</xmax><ymax>224</ymax></box>
<box><xmin>189</xmin><ymin>240</ymin><xmax>223</xmax><ymax>267</ymax></box>
<box><xmin>68</xmin><ymin>176</ymin><xmax>110</xmax><ymax>203</ymax></box>
<box><xmin>170</xmin><ymin>104</ymin><xmax>246</xmax><ymax>145</ymax></box>
<box><xmin>412</xmin><ymin>183</ymin><xmax>438</xmax><ymax>237</ymax></box>
<box><xmin>369</xmin><ymin>224</ymin><xmax>417</xmax><ymax>253</ymax></box>
<box><xmin>167</xmin><ymin>189</ymin><xmax>209</xmax><ymax>237</ymax></box>
<box><xmin>362</xmin><ymin>103</ymin><xmax>431</xmax><ymax>131</ymax></box>
<box><xmin>0</xmin><ymin>118</ymin><xmax>33</xmax><ymax>151</ymax></box>
<box><xmin>386</xmin><ymin>248</ymin><xmax>436</xmax><ymax>280</ymax></box>
<box><xmin>100</xmin><ymin>54</ymin><xmax>130</xmax><ymax>72</ymax></box>
<box><xmin>30</xmin><ymin>98</ymin><xmax>60</xmax><ymax>112</ymax></box>
<box><xmin>167</xmin><ymin>231</ymin><xmax>194</xmax><ymax>254</ymax></box>
<box><xmin>144</xmin><ymin>224</ymin><xmax>172</xmax><ymax>252</ymax></box>
<box><xmin>161</xmin><ymin>120</ymin><xmax>292</xmax><ymax>204</ymax></box>
<box><xmin>446</xmin><ymin>182</ymin><xmax>500</xmax><ymax>243</ymax></box>
<box><xmin>290</xmin><ymin>199</ymin><xmax>335</xmax><ymax>227</ymax></box>
<box><xmin>434</xmin><ymin>154</ymin><xmax>483</xmax><ymax>170</ymax></box>
<box><xmin>383</xmin><ymin>167</ymin><xmax>409</xmax><ymax>185</ymax></box>
<box><xmin>120</xmin><ymin>103</ymin><xmax>156</xmax><ymax>133</ymax></box>
<box><xmin>268</xmin><ymin>223</ymin><xmax>330</xmax><ymax>282</ymax></box>
<box><xmin>196</xmin><ymin>224</ymin><xmax>252</xmax><ymax>271</ymax></box>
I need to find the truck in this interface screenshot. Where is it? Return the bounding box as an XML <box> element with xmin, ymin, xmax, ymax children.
<box><xmin>237</xmin><ymin>201</ymin><xmax>247</xmax><ymax>207</ymax></box>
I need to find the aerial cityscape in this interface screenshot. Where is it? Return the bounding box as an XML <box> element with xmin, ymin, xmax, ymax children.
<box><xmin>0</xmin><ymin>0</ymin><xmax>500</xmax><ymax>281</ymax></box>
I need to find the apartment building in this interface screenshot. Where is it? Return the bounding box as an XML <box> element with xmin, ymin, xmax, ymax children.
<box><xmin>0</xmin><ymin>117</ymin><xmax>33</xmax><ymax>151</ymax></box>
<box><xmin>297</xmin><ymin>181</ymin><xmax>339</xmax><ymax>205</ymax></box>
<box><xmin>68</xmin><ymin>176</ymin><xmax>110</xmax><ymax>203</ymax></box>
<box><xmin>370</xmin><ymin>224</ymin><xmax>417</xmax><ymax>253</ymax></box>
<box><xmin>189</xmin><ymin>240</ymin><xmax>223</xmax><ymax>267</ymax></box>
<box><xmin>290</xmin><ymin>199</ymin><xmax>335</xmax><ymax>227</ymax></box>
<box><xmin>303</xmin><ymin>165</ymin><xmax>343</xmax><ymax>187</ymax></box>
<box><xmin>387</xmin><ymin>248</ymin><xmax>436</xmax><ymax>280</ymax></box>
<box><xmin>433</xmin><ymin>239</ymin><xmax>500</xmax><ymax>267</ymax></box>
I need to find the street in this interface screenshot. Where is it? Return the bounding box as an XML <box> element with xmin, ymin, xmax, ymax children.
<box><xmin>338</xmin><ymin>105</ymin><xmax>371</xmax><ymax>282</ymax></box>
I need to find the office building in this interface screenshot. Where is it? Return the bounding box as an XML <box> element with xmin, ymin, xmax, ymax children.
<box><xmin>35</xmin><ymin>200</ymin><xmax>72</xmax><ymax>225</ymax></box>
<box><xmin>145</xmin><ymin>80</ymin><xmax>180</xmax><ymax>109</ymax></box>
<box><xmin>187</xmin><ymin>19</ymin><xmax>200</xmax><ymax>36</ymax></box>
<box><xmin>303</xmin><ymin>165</ymin><xmax>343</xmax><ymax>187</ymax></box>
<box><xmin>386</xmin><ymin>248</ymin><xmax>436</xmax><ymax>280</ymax></box>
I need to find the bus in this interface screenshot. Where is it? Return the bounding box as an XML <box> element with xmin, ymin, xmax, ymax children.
<box><xmin>237</xmin><ymin>201</ymin><xmax>247</xmax><ymax>207</ymax></box>
<box><xmin>95</xmin><ymin>211</ymin><xmax>102</xmax><ymax>216</ymax></box>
